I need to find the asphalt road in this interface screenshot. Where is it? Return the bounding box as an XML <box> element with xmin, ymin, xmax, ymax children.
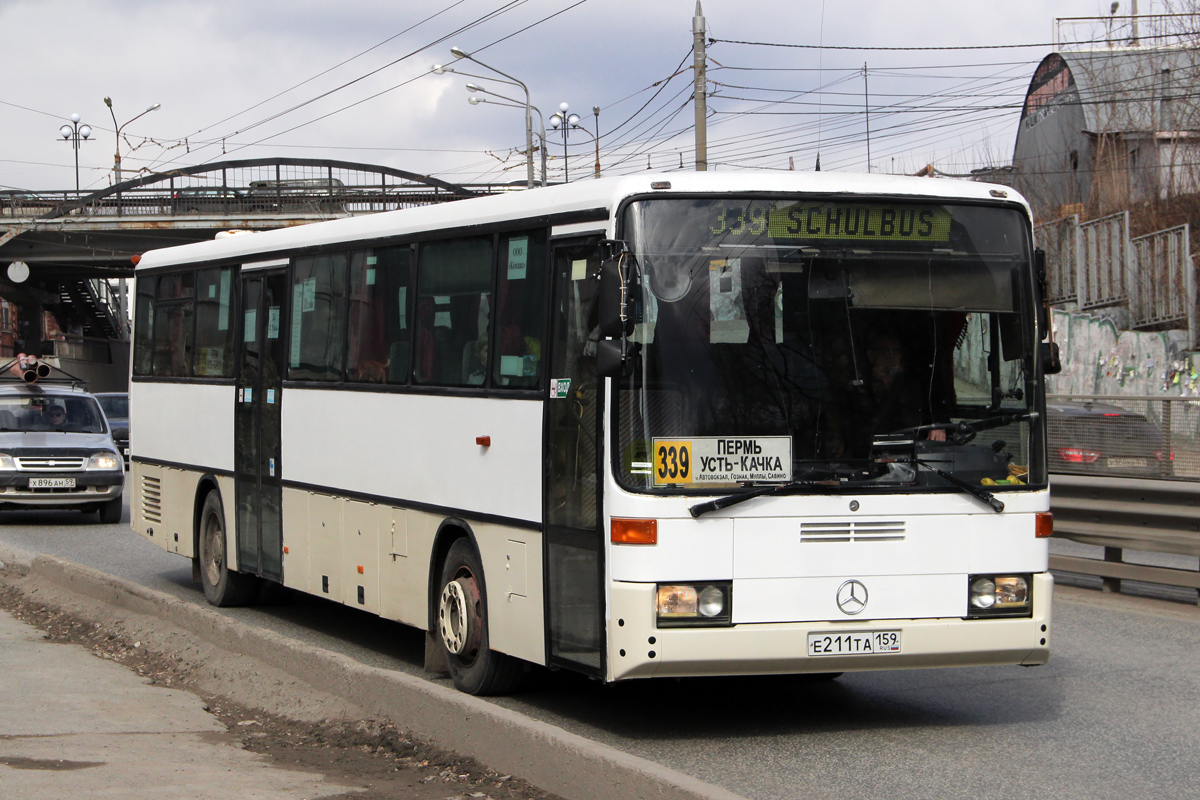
<box><xmin>3</xmin><ymin>498</ymin><xmax>1199</xmax><ymax>800</ymax></box>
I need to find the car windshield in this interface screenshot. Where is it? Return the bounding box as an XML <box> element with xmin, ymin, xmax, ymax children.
<box><xmin>97</xmin><ymin>395</ymin><xmax>128</xmax><ymax>419</ymax></box>
<box><xmin>614</xmin><ymin>196</ymin><xmax>1044</xmax><ymax>493</ymax></box>
<box><xmin>0</xmin><ymin>395</ymin><xmax>107</xmax><ymax>433</ymax></box>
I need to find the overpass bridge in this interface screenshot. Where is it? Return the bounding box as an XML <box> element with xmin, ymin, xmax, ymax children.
<box><xmin>0</xmin><ymin>158</ymin><xmax>494</xmax><ymax>388</ymax></box>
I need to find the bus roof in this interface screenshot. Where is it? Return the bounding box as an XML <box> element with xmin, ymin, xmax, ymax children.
<box><xmin>134</xmin><ymin>171</ymin><xmax>1031</xmax><ymax>271</ymax></box>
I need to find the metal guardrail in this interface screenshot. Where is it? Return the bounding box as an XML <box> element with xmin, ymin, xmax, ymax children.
<box><xmin>1050</xmin><ymin>473</ymin><xmax>1200</xmax><ymax>601</ymax></box>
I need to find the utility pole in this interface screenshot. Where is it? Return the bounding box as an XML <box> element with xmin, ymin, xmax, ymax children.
<box><xmin>863</xmin><ymin>62</ymin><xmax>872</xmax><ymax>173</ymax></box>
<box><xmin>693</xmin><ymin>1</ymin><xmax>708</xmax><ymax>171</ymax></box>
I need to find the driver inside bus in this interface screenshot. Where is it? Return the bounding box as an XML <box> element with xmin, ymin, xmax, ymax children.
<box><xmin>864</xmin><ymin>330</ymin><xmax>948</xmax><ymax>442</ymax></box>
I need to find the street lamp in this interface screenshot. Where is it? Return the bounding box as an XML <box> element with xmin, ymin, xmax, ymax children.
<box><xmin>103</xmin><ymin>97</ymin><xmax>161</xmax><ymax>185</ymax></box>
<box><xmin>549</xmin><ymin>103</ymin><xmax>581</xmax><ymax>183</ymax></box>
<box><xmin>465</xmin><ymin>84</ymin><xmax>548</xmax><ymax>186</ymax></box>
<box><xmin>448</xmin><ymin>46</ymin><xmax>535</xmax><ymax>189</ymax></box>
<box><xmin>58</xmin><ymin>113</ymin><xmax>92</xmax><ymax>194</ymax></box>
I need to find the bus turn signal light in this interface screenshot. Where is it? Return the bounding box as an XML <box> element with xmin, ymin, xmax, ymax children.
<box><xmin>611</xmin><ymin>518</ymin><xmax>657</xmax><ymax>545</ymax></box>
<box><xmin>1036</xmin><ymin>512</ymin><xmax>1053</xmax><ymax>538</ymax></box>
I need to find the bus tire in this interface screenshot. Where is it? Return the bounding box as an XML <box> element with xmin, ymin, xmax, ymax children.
<box><xmin>196</xmin><ymin>490</ymin><xmax>258</xmax><ymax>607</ymax></box>
<box><xmin>436</xmin><ymin>538</ymin><xmax>523</xmax><ymax>696</ymax></box>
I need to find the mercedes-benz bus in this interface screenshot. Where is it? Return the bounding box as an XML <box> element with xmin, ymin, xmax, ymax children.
<box><xmin>130</xmin><ymin>172</ymin><xmax>1054</xmax><ymax>695</ymax></box>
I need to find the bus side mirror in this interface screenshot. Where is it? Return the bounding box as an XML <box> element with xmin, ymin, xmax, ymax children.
<box><xmin>1041</xmin><ymin>341</ymin><xmax>1062</xmax><ymax>375</ymax></box>
<box><xmin>599</xmin><ymin>259</ymin><xmax>635</xmax><ymax>338</ymax></box>
<box><xmin>597</xmin><ymin>339</ymin><xmax>641</xmax><ymax>378</ymax></box>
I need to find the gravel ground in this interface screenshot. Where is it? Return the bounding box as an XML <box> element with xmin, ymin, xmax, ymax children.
<box><xmin>0</xmin><ymin>570</ymin><xmax>564</xmax><ymax>800</ymax></box>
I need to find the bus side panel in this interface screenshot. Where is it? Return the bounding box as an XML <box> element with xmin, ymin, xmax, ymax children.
<box><xmin>130</xmin><ymin>382</ymin><xmax>234</xmax><ymax>471</ymax></box>
<box><xmin>281</xmin><ymin>488</ymin><xmax>311</xmax><ymax>593</ymax></box>
<box><xmin>343</xmin><ymin>499</ymin><xmax>381</xmax><ymax>615</ymax></box>
<box><xmin>473</xmin><ymin>522</ymin><xmax>545</xmax><ymax>666</ymax></box>
<box><xmin>378</xmin><ymin>507</ymin><xmax>419</xmax><ymax>628</ymax></box>
<box><xmin>130</xmin><ymin>462</ymin><xmax>200</xmax><ymax>558</ymax></box>
<box><xmin>307</xmin><ymin>493</ymin><xmax>342</xmax><ymax>601</ymax></box>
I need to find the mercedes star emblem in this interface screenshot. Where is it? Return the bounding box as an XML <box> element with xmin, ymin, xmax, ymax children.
<box><xmin>836</xmin><ymin>579</ymin><xmax>868</xmax><ymax>615</ymax></box>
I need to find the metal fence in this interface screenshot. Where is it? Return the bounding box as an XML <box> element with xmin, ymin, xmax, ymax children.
<box><xmin>1079</xmin><ymin>211</ymin><xmax>1130</xmax><ymax>309</ymax></box>
<box><xmin>1131</xmin><ymin>224</ymin><xmax>1193</xmax><ymax>330</ymax></box>
<box><xmin>1037</xmin><ymin>212</ymin><xmax>1198</xmax><ymax>345</ymax></box>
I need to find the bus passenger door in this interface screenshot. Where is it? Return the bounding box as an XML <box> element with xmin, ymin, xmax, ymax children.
<box><xmin>543</xmin><ymin>237</ymin><xmax>604</xmax><ymax>675</ymax></box>
<box><xmin>235</xmin><ymin>269</ymin><xmax>287</xmax><ymax>583</ymax></box>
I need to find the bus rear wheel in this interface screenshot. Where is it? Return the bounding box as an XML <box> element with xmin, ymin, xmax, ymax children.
<box><xmin>196</xmin><ymin>490</ymin><xmax>258</xmax><ymax>607</ymax></box>
<box><xmin>437</xmin><ymin>539</ymin><xmax>523</xmax><ymax>696</ymax></box>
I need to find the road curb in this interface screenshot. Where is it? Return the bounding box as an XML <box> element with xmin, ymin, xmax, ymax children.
<box><xmin>3</xmin><ymin>547</ymin><xmax>747</xmax><ymax>800</ymax></box>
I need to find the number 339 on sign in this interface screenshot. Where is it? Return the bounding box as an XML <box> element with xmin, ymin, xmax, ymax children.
<box><xmin>654</xmin><ymin>440</ymin><xmax>692</xmax><ymax>484</ymax></box>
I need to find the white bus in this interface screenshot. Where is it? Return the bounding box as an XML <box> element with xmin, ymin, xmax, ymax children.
<box><xmin>130</xmin><ymin>172</ymin><xmax>1055</xmax><ymax>695</ymax></box>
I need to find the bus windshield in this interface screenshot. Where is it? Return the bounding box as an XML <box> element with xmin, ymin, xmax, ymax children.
<box><xmin>614</xmin><ymin>196</ymin><xmax>1044</xmax><ymax>494</ymax></box>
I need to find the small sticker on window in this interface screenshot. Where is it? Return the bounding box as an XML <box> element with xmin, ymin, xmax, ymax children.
<box><xmin>508</xmin><ymin>236</ymin><xmax>529</xmax><ymax>280</ymax></box>
<box><xmin>302</xmin><ymin>277</ymin><xmax>317</xmax><ymax>312</ymax></box>
<box><xmin>551</xmin><ymin>378</ymin><xmax>571</xmax><ymax>398</ymax></box>
<box><xmin>571</xmin><ymin>259</ymin><xmax>587</xmax><ymax>281</ymax></box>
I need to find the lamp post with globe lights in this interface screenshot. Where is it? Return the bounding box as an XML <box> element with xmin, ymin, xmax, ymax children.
<box><xmin>58</xmin><ymin>114</ymin><xmax>92</xmax><ymax>194</ymax></box>
<box><xmin>548</xmin><ymin>104</ymin><xmax>580</xmax><ymax>183</ymax></box>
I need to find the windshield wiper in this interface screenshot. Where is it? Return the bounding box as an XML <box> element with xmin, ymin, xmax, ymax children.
<box><xmin>912</xmin><ymin>458</ymin><xmax>1005</xmax><ymax>513</ymax></box>
<box><xmin>688</xmin><ymin>473</ymin><xmax>841</xmax><ymax>518</ymax></box>
<box><xmin>898</xmin><ymin>411</ymin><xmax>1039</xmax><ymax>445</ymax></box>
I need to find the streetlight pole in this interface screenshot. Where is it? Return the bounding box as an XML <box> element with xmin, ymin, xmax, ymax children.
<box><xmin>103</xmin><ymin>98</ymin><xmax>160</xmax><ymax>217</ymax></box>
<box><xmin>549</xmin><ymin>103</ymin><xmax>580</xmax><ymax>183</ymax></box>
<box><xmin>465</xmin><ymin>86</ymin><xmax>548</xmax><ymax>186</ymax></box>
<box><xmin>449</xmin><ymin>47</ymin><xmax>535</xmax><ymax>189</ymax></box>
<box><xmin>103</xmin><ymin>97</ymin><xmax>161</xmax><ymax>185</ymax></box>
<box><xmin>58</xmin><ymin>113</ymin><xmax>92</xmax><ymax>194</ymax></box>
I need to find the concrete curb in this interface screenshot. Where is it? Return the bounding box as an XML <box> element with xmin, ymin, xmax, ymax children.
<box><xmin>2</xmin><ymin>548</ymin><xmax>747</xmax><ymax>800</ymax></box>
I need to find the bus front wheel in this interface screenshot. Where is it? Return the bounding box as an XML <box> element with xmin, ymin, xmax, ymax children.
<box><xmin>196</xmin><ymin>490</ymin><xmax>258</xmax><ymax>607</ymax></box>
<box><xmin>436</xmin><ymin>539</ymin><xmax>523</xmax><ymax>695</ymax></box>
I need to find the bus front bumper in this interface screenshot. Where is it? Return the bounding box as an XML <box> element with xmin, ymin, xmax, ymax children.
<box><xmin>607</xmin><ymin>572</ymin><xmax>1052</xmax><ymax>681</ymax></box>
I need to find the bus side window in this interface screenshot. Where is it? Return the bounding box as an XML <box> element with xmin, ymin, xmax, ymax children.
<box><xmin>193</xmin><ymin>266</ymin><xmax>236</xmax><ymax>378</ymax></box>
<box><xmin>132</xmin><ymin>275</ymin><xmax>157</xmax><ymax>376</ymax></box>
<box><xmin>414</xmin><ymin>237</ymin><xmax>493</xmax><ymax>386</ymax></box>
<box><xmin>493</xmin><ymin>230</ymin><xmax>547</xmax><ymax>388</ymax></box>
<box><xmin>346</xmin><ymin>247</ymin><xmax>412</xmax><ymax>385</ymax></box>
<box><xmin>152</xmin><ymin>272</ymin><xmax>195</xmax><ymax>378</ymax></box>
<box><xmin>289</xmin><ymin>254</ymin><xmax>349</xmax><ymax>381</ymax></box>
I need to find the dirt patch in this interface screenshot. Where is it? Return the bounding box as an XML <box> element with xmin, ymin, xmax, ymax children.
<box><xmin>0</xmin><ymin>571</ymin><xmax>563</xmax><ymax>800</ymax></box>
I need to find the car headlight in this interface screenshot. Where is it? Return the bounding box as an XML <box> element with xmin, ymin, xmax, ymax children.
<box><xmin>967</xmin><ymin>574</ymin><xmax>1031</xmax><ymax>618</ymax></box>
<box><xmin>656</xmin><ymin>582</ymin><xmax>732</xmax><ymax>627</ymax></box>
<box><xmin>87</xmin><ymin>452</ymin><xmax>122</xmax><ymax>471</ymax></box>
<box><xmin>0</xmin><ymin>453</ymin><xmax>14</xmax><ymax>471</ymax></box>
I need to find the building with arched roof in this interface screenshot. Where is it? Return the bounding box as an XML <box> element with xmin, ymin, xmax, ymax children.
<box><xmin>1012</xmin><ymin>47</ymin><xmax>1200</xmax><ymax>218</ymax></box>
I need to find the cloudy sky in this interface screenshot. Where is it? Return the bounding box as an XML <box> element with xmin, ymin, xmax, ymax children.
<box><xmin>0</xmin><ymin>0</ymin><xmax>1162</xmax><ymax>192</ymax></box>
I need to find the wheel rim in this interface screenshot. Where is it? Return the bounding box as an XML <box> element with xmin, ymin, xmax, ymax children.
<box><xmin>438</xmin><ymin>569</ymin><xmax>482</xmax><ymax>662</ymax></box>
<box><xmin>201</xmin><ymin>510</ymin><xmax>224</xmax><ymax>587</ymax></box>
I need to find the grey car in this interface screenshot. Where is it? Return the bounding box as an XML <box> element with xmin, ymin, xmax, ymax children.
<box><xmin>0</xmin><ymin>382</ymin><xmax>125</xmax><ymax>522</ymax></box>
<box><xmin>94</xmin><ymin>392</ymin><xmax>129</xmax><ymax>467</ymax></box>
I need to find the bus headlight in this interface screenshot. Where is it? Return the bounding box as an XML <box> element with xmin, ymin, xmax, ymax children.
<box><xmin>0</xmin><ymin>453</ymin><xmax>14</xmax><ymax>471</ymax></box>
<box><xmin>967</xmin><ymin>574</ymin><xmax>1031</xmax><ymax>618</ymax></box>
<box><xmin>656</xmin><ymin>582</ymin><xmax>732</xmax><ymax>627</ymax></box>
